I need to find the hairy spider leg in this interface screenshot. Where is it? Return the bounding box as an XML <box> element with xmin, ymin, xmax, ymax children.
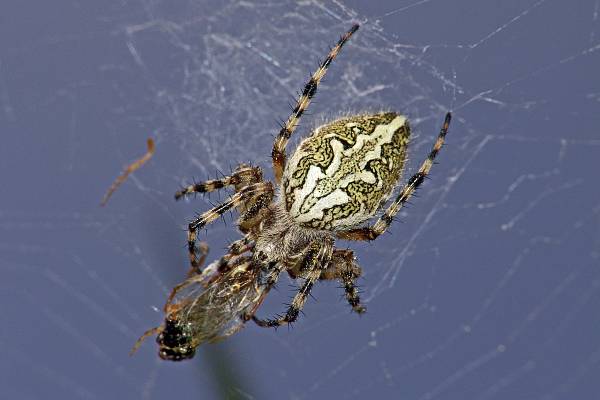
<box><xmin>252</xmin><ymin>240</ymin><xmax>333</xmax><ymax>327</ymax></box>
<box><xmin>272</xmin><ymin>24</ymin><xmax>359</xmax><ymax>184</ymax></box>
<box><xmin>185</xmin><ymin>241</ymin><xmax>209</xmax><ymax>277</ymax></box>
<box><xmin>238</xmin><ymin>259</ymin><xmax>286</xmax><ymax>320</ymax></box>
<box><xmin>320</xmin><ymin>249</ymin><xmax>366</xmax><ymax>314</ymax></box>
<box><xmin>337</xmin><ymin>112</ymin><xmax>452</xmax><ymax>241</ymax></box>
<box><xmin>175</xmin><ymin>164</ymin><xmax>263</xmax><ymax>200</ymax></box>
<box><xmin>186</xmin><ymin>182</ymin><xmax>273</xmax><ymax>271</ymax></box>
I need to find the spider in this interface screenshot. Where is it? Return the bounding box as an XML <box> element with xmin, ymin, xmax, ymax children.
<box><xmin>132</xmin><ymin>23</ymin><xmax>452</xmax><ymax>361</ymax></box>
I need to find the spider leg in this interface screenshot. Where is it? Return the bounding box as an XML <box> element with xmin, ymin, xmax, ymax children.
<box><xmin>337</xmin><ymin>112</ymin><xmax>452</xmax><ymax>241</ymax></box>
<box><xmin>186</xmin><ymin>181</ymin><xmax>273</xmax><ymax>270</ymax></box>
<box><xmin>175</xmin><ymin>164</ymin><xmax>262</xmax><ymax>200</ymax></box>
<box><xmin>319</xmin><ymin>249</ymin><xmax>366</xmax><ymax>314</ymax></box>
<box><xmin>188</xmin><ymin>236</ymin><xmax>254</xmax><ymax>284</ymax></box>
<box><xmin>186</xmin><ymin>241</ymin><xmax>209</xmax><ymax>277</ymax></box>
<box><xmin>252</xmin><ymin>241</ymin><xmax>333</xmax><ymax>327</ymax></box>
<box><xmin>239</xmin><ymin>260</ymin><xmax>286</xmax><ymax>321</ymax></box>
<box><xmin>272</xmin><ymin>24</ymin><xmax>359</xmax><ymax>184</ymax></box>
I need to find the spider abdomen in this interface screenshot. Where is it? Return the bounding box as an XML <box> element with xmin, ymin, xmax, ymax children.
<box><xmin>282</xmin><ymin>112</ymin><xmax>410</xmax><ymax>230</ymax></box>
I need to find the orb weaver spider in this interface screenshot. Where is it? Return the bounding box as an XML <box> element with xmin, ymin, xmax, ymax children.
<box><xmin>132</xmin><ymin>23</ymin><xmax>452</xmax><ymax>361</ymax></box>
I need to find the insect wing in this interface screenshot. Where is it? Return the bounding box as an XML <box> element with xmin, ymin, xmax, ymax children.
<box><xmin>168</xmin><ymin>257</ymin><xmax>268</xmax><ymax>347</ymax></box>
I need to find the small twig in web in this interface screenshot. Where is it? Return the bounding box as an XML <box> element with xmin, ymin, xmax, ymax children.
<box><xmin>100</xmin><ymin>138</ymin><xmax>156</xmax><ymax>206</ymax></box>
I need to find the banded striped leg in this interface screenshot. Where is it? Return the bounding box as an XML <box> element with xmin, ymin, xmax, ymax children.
<box><xmin>337</xmin><ymin>112</ymin><xmax>452</xmax><ymax>241</ymax></box>
<box><xmin>239</xmin><ymin>260</ymin><xmax>286</xmax><ymax>323</ymax></box>
<box><xmin>186</xmin><ymin>181</ymin><xmax>273</xmax><ymax>271</ymax></box>
<box><xmin>175</xmin><ymin>164</ymin><xmax>262</xmax><ymax>200</ymax></box>
<box><xmin>252</xmin><ymin>240</ymin><xmax>333</xmax><ymax>327</ymax></box>
<box><xmin>186</xmin><ymin>242</ymin><xmax>209</xmax><ymax>277</ymax></box>
<box><xmin>319</xmin><ymin>249</ymin><xmax>365</xmax><ymax>314</ymax></box>
<box><xmin>272</xmin><ymin>24</ymin><xmax>359</xmax><ymax>184</ymax></box>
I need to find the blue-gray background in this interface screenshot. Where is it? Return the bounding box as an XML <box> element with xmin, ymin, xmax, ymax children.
<box><xmin>1</xmin><ymin>1</ymin><xmax>599</xmax><ymax>399</ymax></box>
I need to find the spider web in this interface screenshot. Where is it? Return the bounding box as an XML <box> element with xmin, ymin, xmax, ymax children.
<box><xmin>1</xmin><ymin>0</ymin><xmax>599</xmax><ymax>399</ymax></box>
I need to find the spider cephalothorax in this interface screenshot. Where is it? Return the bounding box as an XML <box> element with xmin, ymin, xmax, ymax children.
<box><xmin>132</xmin><ymin>24</ymin><xmax>452</xmax><ymax>360</ymax></box>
